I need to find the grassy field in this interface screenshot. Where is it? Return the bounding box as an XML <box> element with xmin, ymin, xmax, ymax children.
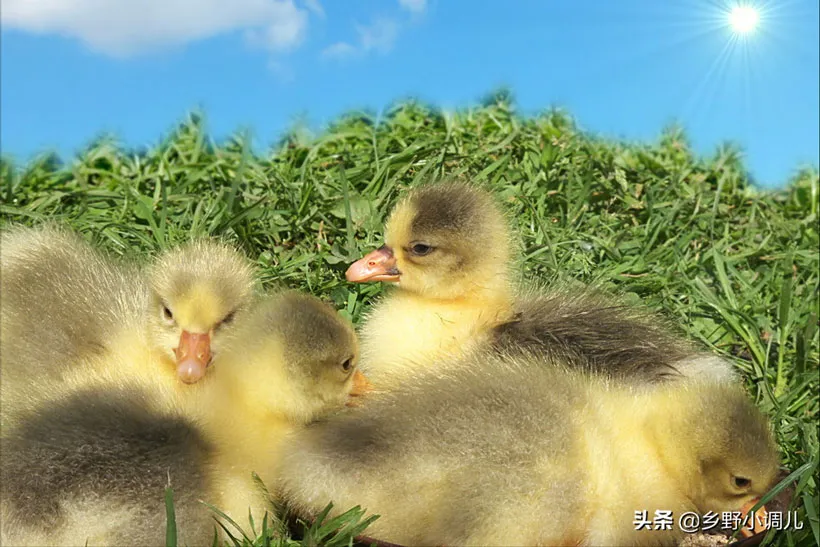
<box><xmin>1</xmin><ymin>95</ymin><xmax>818</xmax><ymax>546</ymax></box>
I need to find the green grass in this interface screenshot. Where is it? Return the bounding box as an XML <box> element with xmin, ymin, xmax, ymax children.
<box><xmin>2</xmin><ymin>94</ymin><xmax>818</xmax><ymax>546</ymax></box>
<box><xmin>163</xmin><ymin>485</ymin><xmax>378</xmax><ymax>547</ymax></box>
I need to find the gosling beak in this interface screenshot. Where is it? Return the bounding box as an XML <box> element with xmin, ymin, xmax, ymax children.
<box><xmin>346</xmin><ymin>245</ymin><xmax>400</xmax><ymax>283</ymax></box>
<box><xmin>346</xmin><ymin>370</ymin><xmax>374</xmax><ymax>407</ymax></box>
<box><xmin>739</xmin><ymin>498</ymin><xmax>768</xmax><ymax>538</ymax></box>
<box><xmin>174</xmin><ymin>331</ymin><xmax>212</xmax><ymax>384</ymax></box>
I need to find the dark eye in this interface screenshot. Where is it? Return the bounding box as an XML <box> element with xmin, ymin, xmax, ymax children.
<box><xmin>341</xmin><ymin>357</ymin><xmax>353</xmax><ymax>373</ymax></box>
<box><xmin>733</xmin><ymin>477</ymin><xmax>751</xmax><ymax>489</ymax></box>
<box><xmin>162</xmin><ymin>305</ymin><xmax>174</xmax><ymax>321</ymax></box>
<box><xmin>409</xmin><ymin>242</ymin><xmax>434</xmax><ymax>256</ymax></box>
<box><xmin>218</xmin><ymin>311</ymin><xmax>236</xmax><ymax>328</ymax></box>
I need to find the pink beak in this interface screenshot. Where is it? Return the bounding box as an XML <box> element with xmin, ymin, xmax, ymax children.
<box><xmin>173</xmin><ymin>331</ymin><xmax>212</xmax><ymax>384</ymax></box>
<box><xmin>345</xmin><ymin>245</ymin><xmax>401</xmax><ymax>283</ymax></box>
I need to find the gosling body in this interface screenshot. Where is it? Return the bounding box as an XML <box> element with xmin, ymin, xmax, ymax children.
<box><xmin>1</xmin><ymin>231</ymin><xmax>260</xmax><ymax>428</ymax></box>
<box><xmin>0</xmin><ymin>225</ymin><xmax>147</xmax><ymax>389</ymax></box>
<box><xmin>0</xmin><ymin>383</ymin><xmax>214</xmax><ymax>546</ymax></box>
<box><xmin>278</xmin><ymin>354</ymin><xmax>779</xmax><ymax>546</ymax></box>
<box><xmin>0</xmin><ymin>291</ymin><xmax>363</xmax><ymax>546</ymax></box>
<box><xmin>347</xmin><ymin>182</ymin><xmax>735</xmax><ymax>387</ymax></box>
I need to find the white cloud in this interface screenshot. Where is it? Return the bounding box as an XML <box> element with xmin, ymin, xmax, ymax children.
<box><xmin>321</xmin><ymin>42</ymin><xmax>357</xmax><ymax>60</ymax></box>
<box><xmin>398</xmin><ymin>0</ymin><xmax>426</xmax><ymax>13</ymax></box>
<box><xmin>321</xmin><ymin>17</ymin><xmax>398</xmax><ymax>61</ymax></box>
<box><xmin>303</xmin><ymin>0</ymin><xmax>325</xmax><ymax>18</ymax></box>
<box><xmin>1</xmin><ymin>0</ymin><xmax>310</xmax><ymax>57</ymax></box>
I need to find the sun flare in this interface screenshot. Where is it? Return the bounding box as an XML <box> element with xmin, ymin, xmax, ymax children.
<box><xmin>728</xmin><ymin>5</ymin><xmax>760</xmax><ymax>34</ymax></box>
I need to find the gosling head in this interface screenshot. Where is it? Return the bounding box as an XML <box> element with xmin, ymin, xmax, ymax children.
<box><xmin>346</xmin><ymin>182</ymin><xmax>512</xmax><ymax>301</ymax></box>
<box><xmin>667</xmin><ymin>384</ymin><xmax>781</xmax><ymax>515</ymax></box>
<box><xmin>220</xmin><ymin>291</ymin><xmax>367</xmax><ymax>424</ymax></box>
<box><xmin>148</xmin><ymin>240</ymin><xmax>257</xmax><ymax>384</ymax></box>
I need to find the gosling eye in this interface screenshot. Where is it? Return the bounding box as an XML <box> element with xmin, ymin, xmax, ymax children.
<box><xmin>408</xmin><ymin>242</ymin><xmax>434</xmax><ymax>257</ymax></box>
<box><xmin>217</xmin><ymin>311</ymin><xmax>236</xmax><ymax>329</ymax></box>
<box><xmin>340</xmin><ymin>357</ymin><xmax>354</xmax><ymax>373</ymax></box>
<box><xmin>161</xmin><ymin>304</ymin><xmax>174</xmax><ymax>323</ymax></box>
<box><xmin>733</xmin><ymin>476</ymin><xmax>751</xmax><ymax>489</ymax></box>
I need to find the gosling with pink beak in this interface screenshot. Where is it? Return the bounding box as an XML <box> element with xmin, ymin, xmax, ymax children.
<box><xmin>346</xmin><ymin>181</ymin><xmax>737</xmax><ymax>391</ymax></box>
<box><xmin>148</xmin><ymin>239</ymin><xmax>258</xmax><ymax>385</ymax></box>
<box><xmin>0</xmin><ymin>229</ymin><xmax>260</xmax><ymax>431</ymax></box>
<box><xmin>346</xmin><ymin>182</ymin><xmax>517</xmax><ymax>389</ymax></box>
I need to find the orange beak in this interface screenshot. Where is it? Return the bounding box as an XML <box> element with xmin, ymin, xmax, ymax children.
<box><xmin>173</xmin><ymin>331</ymin><xmax>212</xmax><ymax>384</ymax></box>
<box><xmin>346</xmin><ymin>370</ymin><xmax>374</xmax><ymax>407</ymax></box>
<box><xmin>739</xmin><ymin>498</ymin><xmax>768</xmax><ymax>538</ymax></box>
<box><xmin>346</xmin><ymin>245</ymin><xmax>400</xmax><ymax>283</ymax></box>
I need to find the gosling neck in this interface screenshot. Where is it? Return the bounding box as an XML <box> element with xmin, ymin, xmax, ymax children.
<box><xmin>196</xmin><ymin>374</ymin><xmax>295</xmax><ymax>460</ymax></box>
<box><xmin>400</xmin><ymin>269</ymin><xmax>515</xmax><ymax>312</ymax></box>
<box><xmin>637</xmin><ymin>386</ymin><xmax>704</xmax><ymax>504</ymax></box>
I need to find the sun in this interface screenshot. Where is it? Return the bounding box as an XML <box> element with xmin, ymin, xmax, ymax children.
<box><xmin>728</xmin><ymin>5</ymin><xmax>760</xmax><ymax>34</ymax></box>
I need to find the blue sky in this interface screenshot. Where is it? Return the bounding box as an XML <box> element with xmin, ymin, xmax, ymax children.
<box><xmin>1</xmin><ymin>0</ymin><xmax>818</xmax><ymax>187</ymax></box>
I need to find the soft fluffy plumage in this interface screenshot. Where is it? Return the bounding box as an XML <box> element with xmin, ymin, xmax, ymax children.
<box><xmin>347</xmin><ymin>182</ymin><xmax>515</xmax><ymax>388</ymax></box>
<box><xmin>0</xmin><ymin>382</ymin><xmax>215</xmax><ymax>546</ymax></box>
<box><xmin>491</xmin><ymin>288</ymin><xmax>733</xmax><ymax>382</ymax></box>
<box><xmin>1</xmin><ymin>228</ymin><xmax>260</xmax><ymax>426</ymax></box>
<box><xmin>143</xmin><ymin>238</ymin><xmax>259</xmax><ymax>385</ymax></box>
<box><xmin>0</xmin><ymin>225</ymin><xmax>147</xmax><ymax>390</ymax></box>
<box><xmin>346</xmin><ymin>181</ymin><xmax>736</xmax><ymax>388</ymax></box>
<box><xmin>0</xmin><ymin>291</ymin><xmax>363</xmax><ymax>546</ymax></box>
<box><xmin>277</xmin><ymin>352</ymin><xmax>780</xmax><ymax>546</ymax></box>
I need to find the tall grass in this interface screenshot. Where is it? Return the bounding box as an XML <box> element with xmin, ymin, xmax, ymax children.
<box><xmin>1</xmin><ymin>94</ymin><xmax>817</xmax><ymax>546</ymax></box>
